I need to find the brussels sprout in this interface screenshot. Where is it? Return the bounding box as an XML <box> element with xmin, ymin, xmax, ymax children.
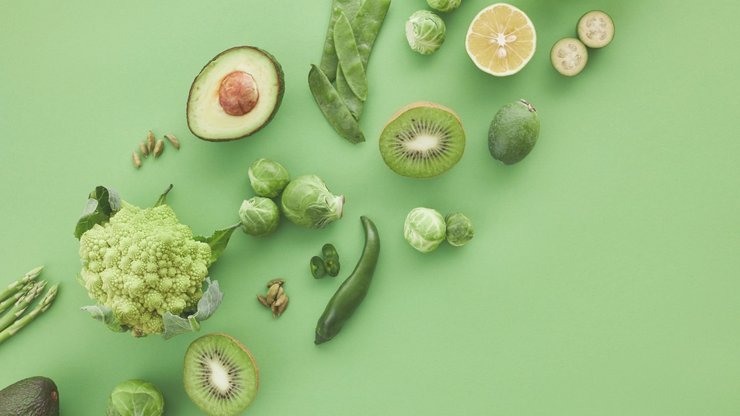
<box><xmin>404</xmin><ymin>207</ymin><xmax>446</xmax><ymax>253</ymax></box>
<box><xmin>405</xmin><ymin>10</ymin><xmax>446</xmax><ymax>55</ymax></box>
<box><xmin>239</xmin><ymin>197</ymin><xmax>280</xmax><ymax>237</ymax></box>
<box><xmin>248</xmin><ymin>158</ymin><xmax>290</xmax><ymax>198</ymax></box>
<box><xmin>107</xmin><ymin>379</ymin><xmax>164</xmax><ymax>416</ymax></box>
<box><xmin>445</xmin><ymin>212</ymin><xmax>474</xmax><ymax>247</ymax></box>
<box><xmin>426</xmin><ymin>0</ymin><xmax>461</xmax><ymax>13</ymax></box>
<box><xmin>281</xmin><ymin>175</ymin><xmax>344</xmax><ymax>229</ymax></box>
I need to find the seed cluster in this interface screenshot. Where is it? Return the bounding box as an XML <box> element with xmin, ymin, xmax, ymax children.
<box><xmin>256</xmin><ymin>278</ymin><xmax>289</xmax><ymax>318</ymax></box>
<box><xmin>131</xmin><ymin>130</ymin><xmax>181</xmax><ymax>169</ymax></box>
<box><xmin>393</xmin><ymin>118</ymin><xmax>452</xmax><ymax>160</ymax></box>
<box><xmin>196</xmin><ymin>347</ymin><xmax>244</xmax><ymax>401</ymax></box>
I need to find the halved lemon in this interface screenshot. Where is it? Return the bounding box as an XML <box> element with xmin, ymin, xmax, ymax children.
<box><xmin>465</xmin><ymin>3</ymin><xmax>537</xmax><ymax>76</ymax></box>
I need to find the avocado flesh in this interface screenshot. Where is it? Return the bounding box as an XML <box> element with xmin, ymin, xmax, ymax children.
<box><xmin>187</xmin><ymin>46</ymin><xmax>285</xmax><ymax>141</ymax></box>
<box><xmin>0</xmin><ymin>376</ymin><xmax>59</xmax><ymax>416</ymax></box>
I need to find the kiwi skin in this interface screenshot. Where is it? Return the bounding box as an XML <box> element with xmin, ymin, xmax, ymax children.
<box><xmin>379</xmin><ymin>101</ymin><xmax>466</xmax><ymax>178</ymax></box>
<box><xmin>184</xmin><ymin>332</ymin><xmax>260</xmax><ymax>416</ymax></box>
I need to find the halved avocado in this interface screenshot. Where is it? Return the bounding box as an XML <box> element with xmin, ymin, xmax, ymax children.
<box><xmin>187</xmin><ymin>46</ymin><xmax>285</xmax><ymax>142</ymax></box>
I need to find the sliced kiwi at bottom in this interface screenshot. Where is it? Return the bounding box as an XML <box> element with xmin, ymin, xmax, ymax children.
<box><xmin>184</xmin><ymin>333</ymin><xmax>259</xmax><ymax>416</ymax></box>
<box><xmin>379</xmin><ymin>102</ymin><xmax>465</xmax><ymax>178</ymax></box>
<box><xmin>551</xmin><ymin>38</ymin><xmax>589</xmax><ymax>76</ymax></box>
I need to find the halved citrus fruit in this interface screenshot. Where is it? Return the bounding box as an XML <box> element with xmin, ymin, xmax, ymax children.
<box><xmin>465</xmin><ymin>3</ymin><xmax>537</xmax><ymax>76</ymax></box>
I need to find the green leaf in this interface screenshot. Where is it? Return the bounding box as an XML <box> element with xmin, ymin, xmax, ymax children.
<box><xmin>193</xmin><ymin>278</ymin><xmax>224</xmax><ymax>321</ymax></box>
<box><xmin>74</xmin><ymin>186</ymin><xmax>121</xmax><ymax>239</ymax></box>
<box><xmin>195</xmin><ymin>223</ymin><xmax>240</xmax><ymax>266</ymax></box>
<box><xmin>153</xmin><ymin>184</ymin><xmax>174</xmax><ymax>207</ymax></box>
<box><xmin>162</xmin><ymin>279</ymin><xmax>223</xmax><ymax>340</ymax></box>
<box><xmin>81</xmin><ymin>304</ymin><xmax>127</xmax><ymax>332</ymax></box>
<box><xmin>162</xmin><ymin>312</ymin><xmax>198</xmax><ymax>340</ymax></box>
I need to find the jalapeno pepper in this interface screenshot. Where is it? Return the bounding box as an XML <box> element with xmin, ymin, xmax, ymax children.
<box><xmin>315</xmin><ymin>216</ymin><xmax>380</xmax><ymax>344</ymax></box>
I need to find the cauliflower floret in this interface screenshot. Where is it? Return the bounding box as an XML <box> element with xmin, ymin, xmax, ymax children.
<box><xmin>78</xmin><ymin>202</ymin><xmax>211</xmax><ymax>337</ymax></box>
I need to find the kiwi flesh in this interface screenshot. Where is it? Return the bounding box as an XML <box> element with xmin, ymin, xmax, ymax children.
<box><xmin>379</xmin><ymin>102</ymin><xmax>465</xmax><ymax>178</ymax></box>
<box><xmin>184</xmin><ymin>333</ymin><xmax>259</xmax><ymax>416</ymax></box>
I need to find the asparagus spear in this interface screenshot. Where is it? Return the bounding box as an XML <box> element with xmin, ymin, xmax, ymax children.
<box><xmin>0</xmin><ymin>282</ymin><xmax>33</xmax><ymax>315</ymax></box>
<box><xmin>0</xmin><ymin>284</ymin><xmax>58</xmax><ymax>345</ymax></box>
<box><xmin>0</xmin><ymin>266</ymin><xmax>42</xmax><ymax>303</ymax></box>
<box><xmin>0</xmin><ymin>280</ymin><xmax>46</xmax><ymax>333</ymax></box>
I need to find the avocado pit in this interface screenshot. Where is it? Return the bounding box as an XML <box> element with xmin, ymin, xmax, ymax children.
<box><xmin>219</xmin><ymin>71</ymin><xmax>259</xmax><ymax>116</ymax></box>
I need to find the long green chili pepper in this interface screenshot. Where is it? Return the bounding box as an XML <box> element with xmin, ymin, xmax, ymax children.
<box><xmin>308</xmin><ymin>65</ymin><xmax>365</xmax><ymax>143</ymax></box>
<box><xmin>336</xmin><ymin>0</ymin><xmax>392</xmax><ymax>119</ymax></box>
<box><xmin>333</xmin><ymin>12</ymin><xmax>368</xmax><ymax>101</ymax></box>
<box><xmin>315</xmin><ymin>216</ymin><xmax>380</xmax><ymax>344</ymax></box>
<box><xmin>319</xmin><ymin>0</ymin><xmax>363</xmax><ymax>82</ymax></box>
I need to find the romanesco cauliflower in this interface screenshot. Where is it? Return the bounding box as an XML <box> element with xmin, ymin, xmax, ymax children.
<box><xmin>79</xmin><ymin>202</ymin><xmax>212</xmax><ymax>336</ymax></box>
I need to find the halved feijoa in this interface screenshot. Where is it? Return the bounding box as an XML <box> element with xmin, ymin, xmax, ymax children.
<box><xmin>550</xmin><ymin>38</ymin><xmax>588</xmax><ymax>76</ymax></box>
<box><xmin>187</xmin><ymin>46</ymin><xmax>285</xmax><ymax>142</ymax></box>
<box><xmin>577</xmin><ymin>10</ymin><xmax>615</xmax><ymax>48</ymax></box>
<box><xmin>184</xmin><ymin>333</ymin><xmax>259</xmax><ymax>416</ymax></box>
<box><xmin>379</xmin><ymin>102</ymin><xmax>465</xmax><ymax>178</ymax></box>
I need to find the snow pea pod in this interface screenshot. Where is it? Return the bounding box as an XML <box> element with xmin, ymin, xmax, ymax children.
<box><xmin>336</xmin><ymin>0</ymin><xmax>392</xmax><ymax>119</ymax></box>
<box><xmin>315</xmin><ymin>216</ymin><xmax>380</xmax><ymax>345</ymax></box>
<box><xmin>308</xmin><ymin>65</ymin><xmax>365</xmax><ymax>143</ymax></box>
<box><xmin>333</xmin><ymin>12</ymin><xmax>368</xmax><ymax>101</ymax></box>
<box><xmin>319</xmin><ymin>0</ymin><xmax>363</xmax><ymax>82</ymax></box>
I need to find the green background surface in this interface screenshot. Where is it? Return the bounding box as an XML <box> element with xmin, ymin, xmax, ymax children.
<box><xmin>1</xmin><ymin>0</ymin><xmax>739</xmax><ymax>414</ymax></box>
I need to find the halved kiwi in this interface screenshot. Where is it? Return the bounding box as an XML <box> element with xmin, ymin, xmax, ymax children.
<box><xmin>550</xmin><ymin>38</ymin><xmax>589</xmax><ymax>76</ymax></box>
<box><xmin>379</xmin><ymin>102</ymin><xmax>465</xmax><ymax>178</ymax></box>
<box><xmin>577</xmin><ymin>10</ymin><xmax>615</xmax><ymax>48</ymax></box>
<box><xmin>184</xmin><ymin>333</ymin><xmax>259</xmax><ymax>416</ymax></box>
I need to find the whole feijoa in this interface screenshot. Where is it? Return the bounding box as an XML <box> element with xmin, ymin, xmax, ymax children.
<box><xmin>488</xmin><ymin>99</ymin><xmax>540</xmax><ymax>165</ymax></box>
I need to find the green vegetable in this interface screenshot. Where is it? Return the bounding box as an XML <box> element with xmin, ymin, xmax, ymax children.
<box><xmin>445</xmin><ymin>212</ymin><xmax>474</xmax><ymax>247</ymax></box>
<box><xmin>0</xmin><ymin>266</ymin><xmax>42</xmax><ymax>304</ymax></box>
<box><xmin>322</xmin><ymin>243</ymin><xmax>339</xmax><ymax>261</ymax></box>
<box><xmin>308</xmin><ymin>64</ymin><xmax>365</xmax><ymax>143</ymax></box>
<box><xmin>281</xmin><ymin>175</ymin><xmax>345</xmax><ymax>229</ymax></box>
<box><xmin>404</xmin><ymin>207</ymin><xmax>446</xmax><ymax>253</ymax></box>
<box><xmin>107</xmin><ymin>379</ymin><xmax>164</xmax><ymax>416</ymax></box>
<box><xmin>0</xmin><ymin>283</ymin><xmax>58</xmax><ymax>345</ymax></box>
<box><xmin>0</xmin><ymin>280</ymin><xmax>47</xmax><ymax>334</ymax></box>
<box><xmin>405</xmin><ymin>10</ymin><xmax>446</xmax><ymax>55</ymax></box>
<box><xmin>319</xmin><ymin>0</ymin><xmax>363</xmax><ymax>82</ymax></box>
<box><xmin>239</xmin><ymin>197</ymin><xmax>280</xmax><ymax>237</ymax></box>
<box><xmin>335</xmin><ymin>0</ymin><xmax>391</xmax><ymax>119</ymax></box>
<box><xmin>333</xmin><ymin>12</ymin><xmax>368</xmax><ymax>101</ymax></box>
<box><xmin>315</xmin><ymin>216</ymin><xmax>380</xmax><ymax>344</ymax></box>
<box><xmin>247</xmin><ymin>158</ymin><xmax>290</xmax><ymax>198</ymax></box>
<box><xmin>75</xmin><ymin>185</ymin><xmax>236</xmax><ymax>338</ymax></box>
<box><xmin>427</xmin><ymin>0</ymin><xmax>460</xmax><ymax>12</ymax></box>
<box><xmin>310</xmin><ymin>256</ymin><xmax>327</xmax><ymax>279</ymax></box>
<box><xmin>325</xmin><ymin>258</ymin><xmax>341</xmax><ymax>277</ymax></box>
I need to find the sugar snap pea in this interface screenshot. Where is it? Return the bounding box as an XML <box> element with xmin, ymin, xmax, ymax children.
<box><xmin>333</xmin><ymin>12</ymin><xmax>368</xmax><ymax>101</ymax></box>
<box><xmin>315</xmin><ymin>216</ymin><xmax>380</xmax><ymax>344</ymax></box>
<box><xmin>308</xmin><ymin>65</ymin><xmax>365</xmax><ymax>143</ymax></box>
<box><xmin>335</xmin><ymin>0</ymin><xmax>392</xmax><ymax>119</ymax></box>
<box><xmin>319</xmin><ymin>0</ymin><xmax>363</xmax><ymax>82</ymax></box>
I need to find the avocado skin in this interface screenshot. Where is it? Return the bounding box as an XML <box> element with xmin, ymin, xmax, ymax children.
<box><xmin>186</xmin><ymin>45</ymin><xmax>286</xmax><ymax>142</ymax></box>
<box><xmin>0</xmin><ymin>376</ymin><xmax>59</xmax><ymax>416</ymax></box>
